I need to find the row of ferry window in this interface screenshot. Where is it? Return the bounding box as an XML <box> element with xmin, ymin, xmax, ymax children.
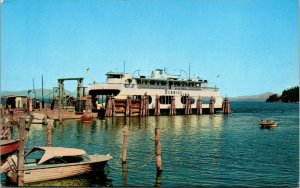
<box><xmin>134</xmin><ymin>96</ymin><xmax>212</xmax><ymax>104</ymax></box>
<box><xmin>135</xmin><ymin>79</ymin><xmax>206</xmax><ymax>87</ymax></box>
<box><xmin>98</xmin><ymin>95</ymin><xmax>212</xmax><ymax>104</ymax></box>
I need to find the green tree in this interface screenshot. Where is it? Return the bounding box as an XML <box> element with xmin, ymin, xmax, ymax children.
<box><xmin>266</xmin><ymin>94</ymin><xmax>279</xmax><ymax>102</ymax></box>
<box><xmin>266</xmin><ymin>86</ymin><xmax>299</xmax><ymax>103</ymax></box>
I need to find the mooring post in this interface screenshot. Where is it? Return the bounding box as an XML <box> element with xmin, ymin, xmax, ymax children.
<box><xmin>2</xmin><ymin>117</ymin><xmax>12</xmax><ymax>140</ymax></box>
<box><xmin>155</xmin><ymin>95</ymin><xmax>160</xmax><ymax>116</ymax></box>
<box><xmin>125</xmin><ymin>96</ymin><xmax>130</xmax><ymax>117</ymax></box>
<box><xmin>155</xmin><ymin>128</ymin><xmax>162</xmax><ymax>173</ymax></box>
<box><xmin>105</xmin><ymin>96</ymin><xmax>110</xmax><ymax>117</ymax></box>
<box><xmin>227</xmin><ymin>98</ymin><xmax>231</xmax><ymax>114</ymax></box>
<box><xmin>129</xmin><ymin>96</ymin><xmax>132</xmax><ymax>116</ymax></box>
<box><xmin>144</xmin><ymin>94</ymin><xmax>149</xmax><ymax>116</ymax></box>
<box><xmin>122</xmin><ymin>126</ymin><xmax>128</xmax><ymax>164</ymax></box>
<box><xmin>140</xmin><ymin>95</ymin><xmax>144</xmax><ymax>116</ymax></box>
<box><xmin>222</xmin><ymin>98</ymin><xmax>226</xmax><ymax>114</ymax></box>
<box><xmin>46</xmin><ymin>119</ymin><xmax>53</xmax><ymax>147</ymax></box>
<box><xmin>209</xmin><ymin>96</ymin><xmax>215</xmax><ymax>114</ymax></box>
<box><xmin>188</xmin><ymin>96</ymin><xmax>192</xmax><ymax>115</ymax></box>
<box><xmin>112</xmin><ymin>95</ymin><xmax>116</xmax><ymax>117</ymax></box>
<box><xmin>58</xmin><ymin>102</ymin><xmax>62</xmax><ymax>123</ymax></box>
<box><xmin>18</xmin><ymin>117</ymin><xmax>26</xmax><ymax>186</ymax></box>
<box><xmin>8</xmin><ymin>105</ymin><xmax>13</xmax><ymax>122</ymax></box>
<box><xmin>222</xmin><ymin>97</ymin><xmax>231</xmax><ymax>114</ymax></box>
<box><xmin>197</xmin><ymin>96</ymin><xmax>203</xmax><ymax>115</ymax></box>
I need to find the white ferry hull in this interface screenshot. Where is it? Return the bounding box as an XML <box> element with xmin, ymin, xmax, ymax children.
<box><xmin>88</xmin><ymin>69</ymin><xmax>223</xmax><ymax>115</ymax></box>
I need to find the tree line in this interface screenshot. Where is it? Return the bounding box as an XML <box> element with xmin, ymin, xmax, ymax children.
<box><xmin>266</xmin><ymin>86</ymin><xmax>299</xmax><ymax>102</ymax></box>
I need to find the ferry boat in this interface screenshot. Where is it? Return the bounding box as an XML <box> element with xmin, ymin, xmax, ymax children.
<box><xmin>88</xmin><ymin>69</ymin><xmax>223</xmax><ymax>116</ymax></box>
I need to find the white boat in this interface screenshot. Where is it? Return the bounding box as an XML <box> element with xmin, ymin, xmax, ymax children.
<box><xmin>3</xmin><ymin>146</ymin><xmax>112</xmax><ymax>184</ymax></box>
<box><xmin>25</xmin><ymin>112</ymin><xmax>47</xmax><ymax>124</ymax></box>
<box><xmin>259</xmin><ymin>120</ymin><xmax>278</xmax><ymax>128</ymax></box>
<box><xmin>88</xmin><ymin>69</ymin><xmax>223</xmax><ymax>115</ymax></box>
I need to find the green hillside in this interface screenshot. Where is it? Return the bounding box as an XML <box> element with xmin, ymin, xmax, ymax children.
<box><xmin>266</xmin><ymin>86</ymin><xmax>299</xmax><ymax>103</ymax></box>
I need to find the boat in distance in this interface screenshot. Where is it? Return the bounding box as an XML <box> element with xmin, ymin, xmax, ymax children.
<box><xmin>3</xmin><ymin>146</ymin><xmax>112</xmax><ymax>184</ymax></box>
<box><xmin>88</xmin><ymin>69</ymin><xmax>223</xmax><ymax>115</ymax></box>
<box><xmin>260</xmin><ymin>120</ymin><xmax>278</xmax><ymax>128</ymax></box>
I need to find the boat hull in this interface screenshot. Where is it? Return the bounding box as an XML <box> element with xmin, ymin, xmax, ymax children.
<box><xmin>7</xmin><ymin>161</ymin><xmax>108</xmax><ymax>184</ymax></box>
<box><xmin>0</xmin><ymin>140</ymin><xmax>19</xmax><ymax>160</ymax></box>
<box><xmin>260</xmin><ymin>124</ymin><xmax>277</xmax><ymax>129</ymax></box>
<box><xmin>81</xmin><ymin>114</ymin><xmax>92</xmax><ymax>123</ymax></box>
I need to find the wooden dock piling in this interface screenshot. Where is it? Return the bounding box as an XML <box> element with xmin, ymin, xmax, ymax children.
<box><xmin>188</xmin><ymin>96</ymin><xmax>192</xmax><ymax>114</ymax></box>
<box><xmin>105</xmin><ymin>95</ymin><xmax>116</xmax><ymax>117</ymax></box>
<box><xmin>47</xmin><ymin>119</ymin><xmax>54</xmax><ymax>147</ymax></box>
<box><xmin>144</xmin><ymin>93</ymin><xmax>149</xmax><ymax>116</ymax></box>
<box><xmin>105</xmin><ymin>96</ymin><xmax>111</xmax><ymax>117</ymax></box>
<box><xmin>154</xmin><ymin>95</ymin><xmax>160</xmax><ymax>116</ymax></box>
<box><xmin>155</xmin><ymin>128</ymin><xmax>162</xmax><ymax>173</ymax></box>
<box><xmin>140</xmin><ymin>93</ymin><xmax>149</xmax><ymax>117</ymax></box>
<box><xmin>17</xmin><ymin>117</ymin><xmax>26</xmax><ymax>186</ymax></box>
<box><xmin>85</xmin><ymin>95</ymin><xmax>93</xmax><ymax>113</ymax></box>
<box><xmin>197</xmin><ymin>96</ymin><xmax>203</xmax><ymax>115</ymax></box>
<box><xmin>122</xmin><ymin>126</ymin><xmax>128</xmax><ymax>164</ymax></box>
<box><xmin>125</xmin><ymin>96</ymin><xmax>132</xmax><ymax>117</ymax></box>
<box><xmin>17</xmin><ymin>115</ymin><xmax>33</xmax><ymax>186</ymax></box>
<box><xmin>209</xmin><ymin>96</ymin><xmax>215</xmax><ymax>114</ymax></box>
<box><xmin>140</xmin><ymin>95</ymin><xmax>145</xmax><ymax>116</ymax></box>
<box><xmin>169</xmin><ymin>96</ymin><xmax>176</xmax><ymax>115</ymax></box>
<box><xmin>2</xmin><ymin>117</ymin><xmax>12</xmax><ymax>140</ymax></box>
<box><xmin>58</xmin><ymin>102</ymin><xmax>62</xmax><ymax>123</ymax></box>
<box><xmin>112</xmin><ymin>95</ymin><xmax>115</xmax><ymax>116</ymax></box>
<box><xmin>222</xmin><ymin>97</ymin><xmax>231</xmax><ymax>114</ymax></box>
<box><xmin>185</xmin><ymin>96</ymin><xmax>192</xmax><ymax>115</ymax></box>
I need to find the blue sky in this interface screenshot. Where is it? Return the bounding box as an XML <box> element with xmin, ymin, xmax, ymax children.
<box><xmin>1</xmin><ymin>0</ymin><xmax>299</xmax><ymax>97</ymax></box>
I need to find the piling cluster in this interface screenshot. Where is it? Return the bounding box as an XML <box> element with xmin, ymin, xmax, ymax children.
<box><xmin>154</xmin><ymin>95</ymin><xmax>160</xmax><ymax>116</ymax></box>
<box><xmin>102</xmin><ymin>94</ymin><xmax>231</xmax><ymax>117</ymax></box>
<box><xmin>139</xmin><ymin>94</ymin><xmax>149</xmax><ymax>116</ymax></box>
<box><xmin>222</xmin><ymin>97</ymin><xmax>231</xmax><ymax>114</ymax></box>
<box><xmin>184</xmin><ymin>96</ymin><xmax>192</xmax><ymax>115</ymax></box>
<box><xmin>196</xmin><ymin>96</ymin><xmax>203</xmax><ymax>115</ymax></box>
<box><xmin>169</xmin><ymin>96</ymin><xmax>176</xmax><ymax>115</ymax></box>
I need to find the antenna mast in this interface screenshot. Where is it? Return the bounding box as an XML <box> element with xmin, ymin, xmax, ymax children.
<box><xmin>123</xmin><ymin>60</ymin><xmax>126</xmax><ymax>73</ymax></box>
<box><xmin>188</xmin><ymin>62</ymin><xmax>191</xmax><ymax>80</ymax></box>
<box><xmin>32</xmin><ymin>79</ymin><xmax>36</xmax><ymax>108</ymax></box>
<box><xmin>42</xmin><ymin>75</ymin><xmax>44</xmax><ymax>108</ymax></box>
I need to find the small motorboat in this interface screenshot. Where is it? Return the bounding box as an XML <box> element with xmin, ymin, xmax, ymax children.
<box><xmin>25</xmin><ymin>112</ymin><xmax>48</xmax><ymax>124</ymax></box>
<box><xmin>81</xmin><ymin>114</ymin><xmax>92</xmax><ymax>123</ymax></box>
<box><xmin>2</xmin><ymin>146</ymin><xmax>112</xmax><ymax>184</ymax></box>
<box><xmin>259</xmin><ymin>120</ymin><xmax>278</xmax><ymax>128</ymax></box>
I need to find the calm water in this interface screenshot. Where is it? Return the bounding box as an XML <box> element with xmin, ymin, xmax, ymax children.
<box><xmin>2</xmin><ymin>102</ymin><xmax>299</xmax><ymax>187</ymax></box>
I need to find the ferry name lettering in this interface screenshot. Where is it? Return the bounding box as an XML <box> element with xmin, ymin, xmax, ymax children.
<box><xmin>165</xmin><ymin>89</ymin><xmax>185</xmax><ymax>96</ymax></box>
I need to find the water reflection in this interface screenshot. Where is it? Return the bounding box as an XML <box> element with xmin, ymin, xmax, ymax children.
<box><xmin>155</xmin><ymin>171</ymin><xmax>162</xmax><ymax>187</ymax></box>
<box><xmin>122</xmin><ymin>163</ymin><xmax>127</xmax><ymax>186</ymax></box>
<box><xmin>26</xmin><ymin>169</ymin><xmax>112</xmax><ymax>187</ymax></box>
<box><xmin>4</xmin><ymin>102</ymin><xmax>298</xmax><ymax>187</ymax></box>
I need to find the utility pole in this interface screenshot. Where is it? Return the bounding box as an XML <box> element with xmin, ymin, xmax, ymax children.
<box><xmin>32</xmin><ymin>79</ymin><xmax>36</xmax><ymax>109</ymax></box>
<box><xmin>42</xmin><ymin>75</ymin><xmax>44</xmax><ymax>108</ymax></box>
